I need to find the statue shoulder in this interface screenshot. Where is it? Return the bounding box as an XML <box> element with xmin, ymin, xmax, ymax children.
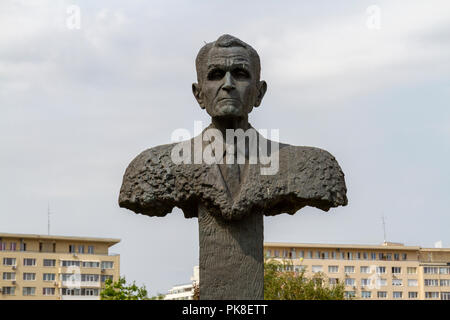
<box><xmin>280</xmin><ymin>144</ymin><xmax>348</xmax><ymax>210</ymax></box>
<box><xmin>118</xmin><ymin>143</ymin><xmax>186</xmax><ymax>217</ymax></box>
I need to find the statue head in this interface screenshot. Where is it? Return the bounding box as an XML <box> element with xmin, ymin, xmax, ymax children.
<box><xmin>192</xmin><ymin>34</ymin><xmax>267</xmax><ymax>121</ymax></box>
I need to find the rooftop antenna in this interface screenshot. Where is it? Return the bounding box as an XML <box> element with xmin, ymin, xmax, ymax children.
<box><xmin>382</xmin><ymin>215</ymin><xmax>387</xmax><ymax>244</ymax></box>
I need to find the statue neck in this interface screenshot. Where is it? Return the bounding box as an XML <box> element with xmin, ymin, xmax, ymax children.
<box><xmin>211</xmin><ymin>117</ymin><xmax>251</xmax><ymax>136</ymax></box>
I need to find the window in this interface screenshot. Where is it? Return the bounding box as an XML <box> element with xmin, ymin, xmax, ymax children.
<box><xmin>407</xmin><ymin>267</ymin><xmax>417</xmax><ymax>274</ymax></box>
<box><xmin>442</xmin><ymin>292</ymin><xmax>450</xmax><ymax>300</ymax></box>
<box><xmin>10</xmin><ymin>242</ymin><xmax>17</xmax><ymax>251</ymax></box>
<box><xmin>2</xmin><ymin>287</ymin><xmax>15</xmax><ymax>295</ymax></box>
<box><xmin>379</xmin><ymin>253</ymin><xmax>384</xmax><ymax>260</ymax></box>
<box><xmin>294</xmin><ymin>265</ymin><xmax>306</xmax><ymax>272</ymax></box>
<box><xmin>394</xmin><ymin>253</ymin><xmax>399</xmax><ymax>261</ymax></box>
<box><xmin>386</xmin><ymin>253</ymin><xmax>392</xmax><ymax>261</ymax></box>
<box><xmin>101</xmin><ymin>261</ymin><xmax>114</xmax><ymax>269</ymax></box>
<box><xmin>408</xmin><ymin>292</ymin><xmax>418</xmax><ymax>299</ymax></box>
<box><xmin>424</xmin><ymin>267</ymin><xmax>438</xmax><ymax>274</ymax></box>
<box><xmin>371</xmin><ymin>253</ymin><xmax>377</xmax><ymax>260</ymax></box>
<box><xmin>363</xmin><ymin>252</ymin><xmax>368</xmax><ymax>260</ymax></box>
<box><xmin>360</xmin><ymin>266</ymin><xmax>370</xmax><ymax>274</ymax></box>
<box><xmin>425</xmin><ymin>292</ymin><xmax>439</xmax><ymax>299</ymax></box>
<box><xmin>344</xmin><ymin>291</ymin><xmax>355</xmax><ymax>299</ymax></box>
<box><xmin>377</xmin><ymin>291</ymin><xmax>387</xmax><ymax>298</ymax></box>
<box><xmin>78</xmin><ymin>245</ymin><xmax>85</xmax><ymax>254</ymax></box>
<box><xmin>315</xmin><ymin>251</ymin><xmax>320</xmax><ymax>259</ymax></box>
<box><xmin>408</xmin><ymin>279</ymin><xmax>418</xmax><ymax>287</ymax></box>
<box><xmin>340</xmin><ymin>252</ymin><xmax>345</xmax><ymax>260</ymax></box>
<box><xmin>402</xmin><ymin>253</ymin><xmax>407</xmax><ymax>260</ymax></box>
<box><xmin>356</xmin><ymin>252</ymin><xmax>361</xmax><ymax>260</ymax></box>
<box><xmin>43</xmin><ymin>273</ymin><xmax>55</xmax><ymax>281</ymax></box>
<box><xmin>0</xmin><ymin>242</ymin><xmax>6</xmax><ymax>251</ymax></box>
<box><xmin>88</xmin><ymin>246</ymin><xmax>95</xmax><ymax>254</ymax></box>
<box><xmin>20</xmin><ymin>242</ymin><xmax>27</xmax><ymax>251</ymax></box>
<box><xmin>329</xmin><ymin>278</ymin><xmax>338</xmax><ymax>285</ymax></box>
<box><xmin>307</xmin><ymin>251</ymin><xmax>312</xmax><ymax>259</ymax></box>
<box><xmin>69</xmin><ymin>245</ymin><xmax>75</xmax><ymax>253</ymax></box>
<box><xmin>3</xmin><ymin>258</ymin><xmax>16</xmax><ymax>266</ymax></box>
<box><xmin>424</xmin><ymin>279</ymin><xmax>439</xmax><ymax>286</ymax></box>
<box><xmin>361</xmin><ymin>278</ymin><xmax>371</xmax><ymax>286</ymax></box>
<box><xmin>61</xmin><ymin>260</ymin><xmax>80</xmax><ymax>267</ymax></box>
<box><xmin>2</xmin><ymin>272</ymin><xmax>16</xmax><ymax>280</ymax></box>
<box><xmin>101</xmin><ymin>275</ymin><xmax>113</xmax><ymax>282</ymax></box>
<box><xmin>291</xmin><ymin>250</ymin><xmax>296</xmax><ymax>259</ymax></box>
<box><xmin>392</xmin><ymin>279</ymin><xmax>403</xmax><ymax>286</ymax></box>
<box><xmin>62</xmin><ymin>288</ymin><xmax>81</xmax><ymax>296</ymax></box>
<box><xmin>81</xmin><ymin>274</ymin><xmax>99</xmax><ymax>282</ymax></box>
<box><xmin>376</xmin><ymin>266</ymin><xmax>386</xmax><ymax>274</ymax></box>
<box><xmin>83</xmin><ymin>288</ymin><xmax>99</xmax><ymax>296</ymax></box>
<box><xmin>328</xmin><ymin>266</ymin><xmax>339</xmax><ymax>273</ymax></box>
<box><xmin>23</xmin><ymin>287</ymin><xmax>36</xmax><ymax>296</ymax></box>
<box><xmin>61</xmin><ymin>273</ymin><xmax>81</xmax><ymax>282</ymax></box>
<box><xmin>331</xmin><ymin>252</ymin><xmax>336</xmax><ymax>259</ymax></box>
<box><xmin>440</xmin><ymin>280</ymin><xmax>450</xmax><ymax>287</ymax></box>
<box><xmin>322</xmin><ymin>252</ymin><xmax>329</xmax><ymax>259</ymax></box>
<box><xmin>311</xmin><ymin>265</ymin><xmax>323</xmax><ymax>273</ymax></box>
<box><xmin>82</xmin><ymin>261</ymin><xmax>100</xmax><ymax>268</ymax></box>
<box><xmin>392</xmin><ymin>267</ymin><xmax>401</xmax><ymax>274</ymax></box>
<box><xmin>345</xmin><ymin>278</ymin><xmax>355</xmax><ymax>286</ymax></box>
<box><xmin>361</xmin><ymin>291</ymin><xmax>371</xmax><ymax>298</ymax></box>
<box><xmin>393</xmin><ymin>291</ymin><xmax>403</xmax><ymax>299</ymax></box>
<box><xmin>298</xmin><ymin>251</ymin><xmax>304</xmax><ymax>258</ymax></box>
<box><xmin>347</xmin><ymin>252</ymin><xmax>352</xmax><ymax>260</ymax></box>
<box><xmin>43</xmin><ymin>259</ymin><xmax>56</xmax><ymax>267</ymax></box>
<box><xmin>23</xmin><ymin>273</ymin><xmax>36</xmax><ymax>281</ymax></box>
<box><xmin>23</xmin><ymin>258</ymin><xmax>36</xmax><ymax>266</ymax></box>
<box><xmin>376</xmin><ymin>279</ymin><xmax>387</xmax><ymax>287</ymax></box>
<box><xmin>344</xmin><ymin>266</ymin><xmax>355</xmax><ymax>274</ymax></box>
<box><xmin>440</xmin><ymin>267</ymin><xmax>450</xmax><ymax>275</ymax></box>
<box><xmin>43</xmin><ymin>288</ymin><xmax>55</xmax><ymax>296</ymax></box>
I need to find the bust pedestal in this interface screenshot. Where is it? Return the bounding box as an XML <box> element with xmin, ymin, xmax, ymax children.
<box><xmin>198</xmin><ymin>204</ymin><xmax>264</xmax><ymax>300</ymax></box>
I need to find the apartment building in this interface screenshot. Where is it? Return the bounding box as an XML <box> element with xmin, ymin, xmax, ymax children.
<box><xmin>164</xmin><ymin>266</ymin><xmax>199</xmax><ymax>300</ymax></box>
<box><xmin>264</xmin><ymin>241</ymin><xmax>450</xmax><ymax>300</ymax></box>
<box><xmin>0</xmin><ymin>232</ymin><xmax>120</xmax><ymax>300</ymax></box>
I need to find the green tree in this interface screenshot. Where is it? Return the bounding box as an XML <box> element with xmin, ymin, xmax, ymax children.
<box><xmin>264</xmin><ymin>259</ymin><xmax>347</xmax><ymax>300</ymax></box>
<box><xmin>100</xmin><ymin>276</ymin><xmax>149</xmax><ymax>300</ymax></box>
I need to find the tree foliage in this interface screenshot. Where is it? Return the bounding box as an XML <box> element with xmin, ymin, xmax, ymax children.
<box><xmin>264</xmin><ymin>259</ymin><xmax>346</xmax><ymax>300</ymax></box>
<box><xmin>100</xmin><ymin>276</ymin><xmax>149</xmax><ymax>300</ymax></box>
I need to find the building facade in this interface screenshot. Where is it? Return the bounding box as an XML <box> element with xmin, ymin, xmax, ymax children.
<box><xmin>164</xmin><ymin>266</ymin><xmax>199</xmax><ymax>300</ymax></box>
<box><xmin>264</xmin><ymin>242</ymin><xmax>450</xmax><ymax>300</ymax></box>
<box><xmin>0</xmin><ymin>232</ymin><xmax>120</xmax><ymax>300</ymax></box>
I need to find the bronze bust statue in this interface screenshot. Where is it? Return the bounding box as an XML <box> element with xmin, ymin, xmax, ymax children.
<box><xmin>118</xmin><ymin>34</ymin><xmax>347</xmax><ymax>299</ymax></box>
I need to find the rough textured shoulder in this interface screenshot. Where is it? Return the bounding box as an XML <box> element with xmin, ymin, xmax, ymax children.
<box><xmin>118</xmin><ymin>143</ymin><xmax>197</xmax><ymax>218</ymax></box>
<box><xmin>287</xmin><ymin>145</ymin><xmax>347</xmax><ymax>211</ymax></box>
<box><xmin>247</xmin><ymin>144</ymin><xmax>348</xmax><ymax>217</ymax></box>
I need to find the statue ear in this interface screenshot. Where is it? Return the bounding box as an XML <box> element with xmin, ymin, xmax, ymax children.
<box><xmin>192</xmin><ymin>83</ymin><xmax>205</xmax><ymax>109</ymax></box>
<box><xmin>254</xmin><ymin>80</ymin><xmax>267</xmax><ymax>107</ymax></box>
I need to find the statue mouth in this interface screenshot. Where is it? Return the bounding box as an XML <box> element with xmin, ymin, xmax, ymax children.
<box><xmin>217</xmin><ymin>97</ymin><xmax>239</xmax><ymax>102</ymax></box>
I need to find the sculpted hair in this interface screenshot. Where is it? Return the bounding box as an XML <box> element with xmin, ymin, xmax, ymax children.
<box><xmin>195</xmin><ymin>34</ymin><xmax>261</xmax><ymax>84</ymax></box>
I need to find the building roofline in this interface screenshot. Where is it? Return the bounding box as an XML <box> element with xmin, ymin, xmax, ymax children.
<box><xmin>0</xmin><ymin>232</ymin><xmax>121</xmax><ymax>246</ymax></box>
<box><xmin>263</xmin><ymin>242</ymin><xmax>435</xmax><ymax>251</ymax></box>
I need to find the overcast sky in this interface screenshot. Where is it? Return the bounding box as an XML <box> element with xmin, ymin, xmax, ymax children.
<box><xmin>1</xmin><ymin>0</ymin><xmax>449</xmax><ymax>295</ymax></box>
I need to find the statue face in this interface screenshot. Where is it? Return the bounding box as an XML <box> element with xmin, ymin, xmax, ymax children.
<box><xmin>193</xmin><ymin>46</ymin><xmax>266</xmax><ymax>119</ymax></box>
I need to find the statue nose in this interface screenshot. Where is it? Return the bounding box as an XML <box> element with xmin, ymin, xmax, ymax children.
<box><xmin>222</xmin><ymin>72</ymin><xmax>235</xmax><ymax>91</ymax></box>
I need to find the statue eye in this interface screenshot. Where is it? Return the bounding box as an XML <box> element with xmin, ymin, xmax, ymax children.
<box><xmin>232</xmin><ymin>68</ymin><xmax>250</xmax><ymax>80</ymax></box>
<box><xmin>207</xmin><ymin>69</ymin><xmax>225</xmax><ymax>80</ymax></box>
